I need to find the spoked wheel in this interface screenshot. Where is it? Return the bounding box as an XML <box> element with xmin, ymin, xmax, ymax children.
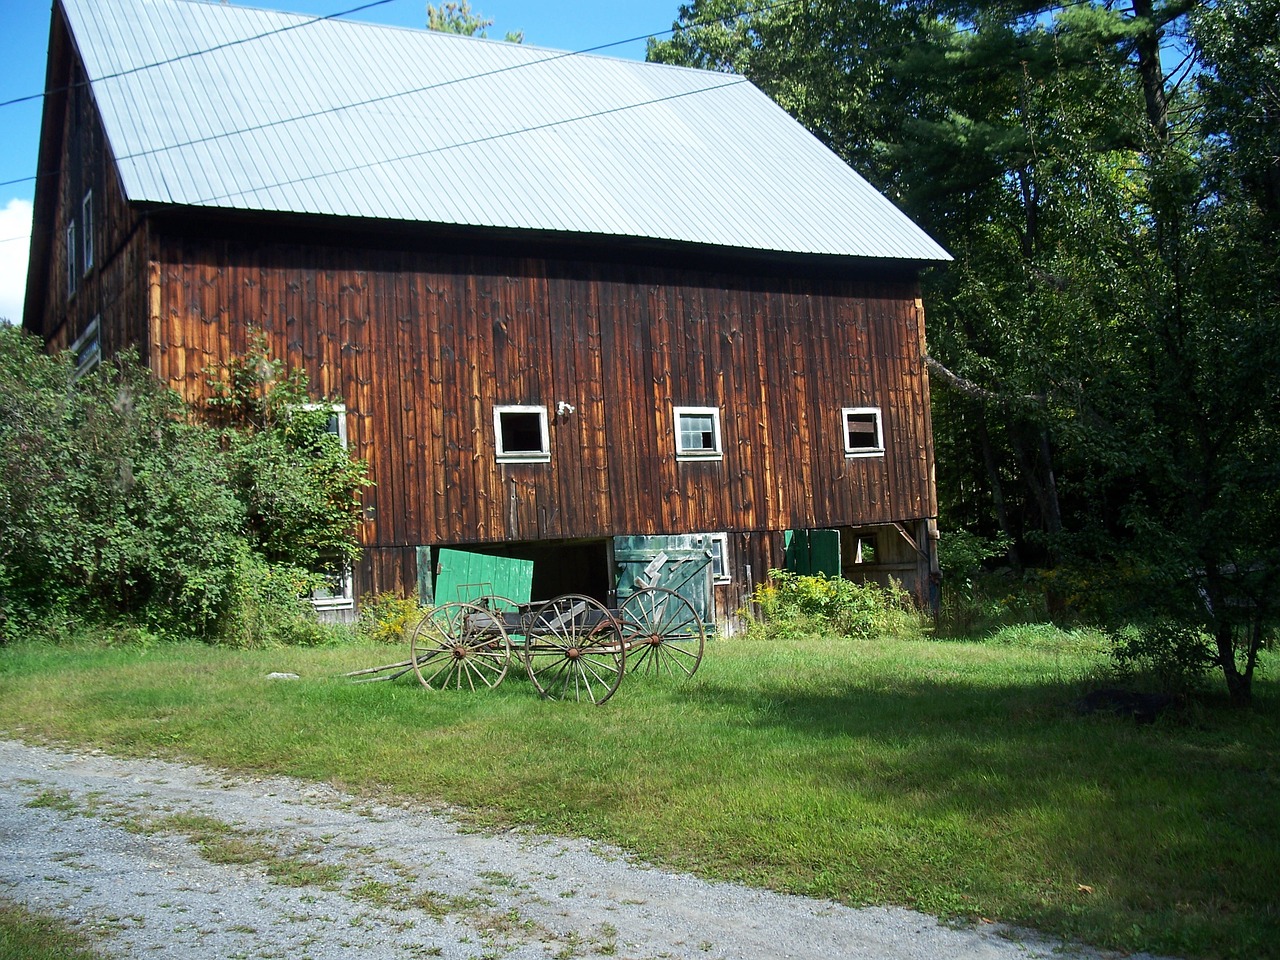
<box><xmin>524</xmin><ymin>594</ymin><xmax>625</xmax><ymax>705</ymax></box>
<box><xmin>410</xmin><ymin>601</ymin><xmax>511</xmax><ymax>691</ymax></box>
<box><xmin>619</xmin><ymin>587</ymin><xmax>705</xmax><ymax>678</ymax></box>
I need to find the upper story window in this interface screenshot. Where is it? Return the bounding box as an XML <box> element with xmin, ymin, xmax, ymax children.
<box><xmin>842</xmin><ymin>407</ymin><xmax>885</xmax><ymax>458</ymax></box>
<box><xmin>494</xmin><ymin>405</ymin><xmax>550</xmax><ymax>463</ymax></box>
<box><xmin>65</xmin><ymin>220</ymin><xmax>77</xmax><ymax>297</ymax></box>
<box><xmin>82</xmin><ymin>191</ymin><xmax>94</xmax><ymax>273</ymax></box>
<box><xmin>674</xmin><ymin>406</ymin><xmax>722</xmax><ymax>461</ymax></box>
<box><xmin>70</xmin><ymin>317</ymin><xmax>100</xmax><ymax>381</ymax></box>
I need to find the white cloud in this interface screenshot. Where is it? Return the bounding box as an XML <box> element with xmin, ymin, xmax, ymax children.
<box><xmin>0</xmin><ymin>198</ymin><xmax>34</xmax><ymax>325</ymax></box>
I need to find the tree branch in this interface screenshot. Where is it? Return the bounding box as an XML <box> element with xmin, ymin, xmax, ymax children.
<box><xmin>924</xmin><ymin>355</ymin><xmax>1045</xmax><ymax>407</ymax></box>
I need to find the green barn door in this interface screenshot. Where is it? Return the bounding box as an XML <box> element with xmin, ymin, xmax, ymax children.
<box><xmin>784</xmin><ymin>529</ymin><xmax>842</xmax><ymax>577</ymax></box>
<box><xmin>419</xmin><ymin>547</ymin><xmax>534</xmax><ymax>607</ymax></box>
<box><xmin>613</xmin><ymin>534</ymin><xmax>714</xmax><ymax>625</ymax></box>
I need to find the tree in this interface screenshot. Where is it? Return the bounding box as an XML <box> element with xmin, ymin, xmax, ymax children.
<box><xmin>426</xmin><ymin>1</ymin><xmax>523</xmax><ymax>43</ymax></box>
<box><xmin>650</xmin><ymin>0</ymin><xmax>1280</xmax><ymax>701</ymax></box>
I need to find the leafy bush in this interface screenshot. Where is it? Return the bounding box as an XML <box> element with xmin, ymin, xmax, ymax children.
<box><xmin>1109</xmin><ymin>621</ymin><xmax>1218</xmax><ymax>696</ymax></box>
<box><xmin>357</xmin><ymin>592</ymin><xmax>426</xmax><ymax>645</ymax></box>
<box><xmin>747</xmin><ymin>570</ymin><xmax>928</xmax><ymax>641</ymax></box>
<box><xmin>0</xmin><ymin>326</ymin><xmax>369</xmax><ymax>647</ymax></box>
<box><xmin>206</xmin><ymin>334</ymin><xmax>371</xmax><ymax>573</ymax></box>
<box><xmin>0</xmin><ymin>331</ymin><xmax>244</xmax><ymax>638</ymax></box>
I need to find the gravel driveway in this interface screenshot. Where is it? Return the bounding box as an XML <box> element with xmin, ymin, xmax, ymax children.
<box><xmin>1</xmin><ymin>739</ymin><xmax>1169</xmax><ymax>960</ymax></box>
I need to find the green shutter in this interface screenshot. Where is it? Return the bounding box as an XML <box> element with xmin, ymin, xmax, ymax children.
<box><xmin>784</xmin><ymin>529</ymin><xmax>841</xmax><ymax>577</ymax></box>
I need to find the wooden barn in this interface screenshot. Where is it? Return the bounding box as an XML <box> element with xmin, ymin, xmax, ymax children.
<box><xmin>23</xmin><ymin>0</ymin><xmax>950</xmax><ymax>627</ymax></box>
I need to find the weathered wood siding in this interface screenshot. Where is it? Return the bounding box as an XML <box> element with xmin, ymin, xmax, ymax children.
<box><xmin>147</xmin><ymin>237</ymin><xmax>937</xmax><ymax>565</ymax></box>
<box><xmin>24</xmin><ymin>14</ymin><xmax>149</xmax><ymax>358</ymax></box>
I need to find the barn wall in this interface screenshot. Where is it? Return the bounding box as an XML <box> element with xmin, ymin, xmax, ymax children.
<box><xmin>147</xmin><ymin>239</ymin><xmax>931</xmax><ymax>568</ymax></box>
<box><xmin>146</xmin><ymin>237</ymin><xmax>937</xmax><ymax>570</ymax></box>
<box><xmin>23</xmin><ymin>20</ymin><xmax>149</xmax><ymax>360</ymax></box>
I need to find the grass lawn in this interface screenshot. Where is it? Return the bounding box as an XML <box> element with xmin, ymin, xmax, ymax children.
<box><xmin>1</xmin><ymin>632</ymin><xmax>1276</xmax><ymax>959</ymax></box>
<box><xmin>0</xmin><ymin>900</ymin><xmax>102</xmax><ymax>960</ymax></box>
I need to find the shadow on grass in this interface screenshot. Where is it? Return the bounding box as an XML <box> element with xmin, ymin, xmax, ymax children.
<box><xmin>680</xmin><ymin>670</ymin><xmax>1279</xmax><ymax>958</ymax></box>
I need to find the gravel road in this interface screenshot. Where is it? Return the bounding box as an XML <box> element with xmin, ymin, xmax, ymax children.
<box><xmin>1</xmin><ymin>739</ymin><xmax>1170</xmax><ymax>960</ymax></box>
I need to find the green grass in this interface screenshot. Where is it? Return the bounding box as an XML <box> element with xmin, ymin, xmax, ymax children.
<box><xmin>0</xmin><ymin>901</ymin><xmax>103</xmax><ymax>960</ymax></box>
<box><xmin>2</xmin><ymin>633</ymin><xmax>1277</xmax><ymax>959</ymax></box>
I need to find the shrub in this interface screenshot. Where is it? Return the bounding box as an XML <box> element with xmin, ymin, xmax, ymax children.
<box><xmin>357</xmin><ymin>592</ymin><xmax>426</xmax><ymax>645</ymax></box>
<box><xmin>218</xmin><ymin>550</ymin><xmax>334</xmax><ymax>648</ymax></box>
<box><xmin>1109</xmin><ymin>621</ymin><xmax>1218</xmax><ymax>696</ymax></box>
<box><xmin>748</xmin><ymin>570</ymin><xmax>928</xmax><ymax>641</ymax></box>
<box><xmin>0</xmin><ymin>326</ymin><xmax>369</xmax><ymax>647</ymax></box>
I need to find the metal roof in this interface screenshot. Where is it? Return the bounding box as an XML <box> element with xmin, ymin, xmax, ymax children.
<box><xmin>61</xmin><ymin>0</ymin><xmax>950</xmax><ymax>262</ymax></box>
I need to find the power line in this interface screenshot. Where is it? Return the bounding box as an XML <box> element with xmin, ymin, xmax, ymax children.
<box><xmin>0</xmin><ymin>0</ymin><xmax>810</xmax><ymax>190</ymax></box>
<box><xmin>0</xmin><ymin>0</ymin><xmax>403</xmax><ymax>110</ymax></box>
<box><xmin>0</xmin><ymin>0</ymin><xmax>1195</xmax><ymax>197</ymax></box>
<box><xmin>188</xmin><ymin>75</ymin><xmax>751</xmax><ymax>207</ymax></box>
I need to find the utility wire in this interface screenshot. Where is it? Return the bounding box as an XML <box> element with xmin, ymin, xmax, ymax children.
<box><xmin>188</xmin><ymin>75</ymin><xmax>751</xmax><ymax>207</ymax></box>
<box><xmin>0</xmin><ymin>0</ymin><xmax>403</xmax><ymax>109</ymax></box>
<box><xmin>0</xmin><ymin>0</ymin><xmax>1197</xmax><ymax>195</ymax></box>
<box><xmin>0</xmin><ymin>0</ymin><xmax>810</xmax><ymax>190</ymax></box>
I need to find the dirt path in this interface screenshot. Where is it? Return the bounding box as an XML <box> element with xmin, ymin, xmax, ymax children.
<box><xmin>0</xmin><ymin>739</ymin><xmax>1166</xmax><ymax>960</ymax></box>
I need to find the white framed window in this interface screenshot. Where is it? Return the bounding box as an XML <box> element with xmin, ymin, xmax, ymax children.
<box><xmin>295</xmin><ymin>402</ymin><xmax>349</xmax><ymax>452</ymax></box>
<box><xmin>70</xmin><ymin>317</ymin><xmax>101</xmax><ymax>381</ymax></box>
<box><xmin>300</xmin><ymin>402</ymin><xmax>348</xmax><ymax>448</ymax></box>
<box><xmin>674</xmin><ymin>406</ymin><xmax>723</xmax><ymax>460</ymax></box>
<box><xmin>65</xmin><ymin>220</ymin><xmax>77</xmax><ymax>296</ymax></box>
<box><xmin>310</xmin><ymin>560</ymin><xmax>354</xmax><ymax>611</ymax></box>
<box><xmin>708</xmin><ymin>533</ymin><xmax>731</xmax><ymax>583</ymax></box>
<box><xmin>842</xmin><ymin>407</ymin><xmax>885</xmax><ymax>458</ymax></box>
<box><xmin>494</xmin><ymin>405</ymin><xmax>550</xmax><ymax>462</ymax></box>
<box><xmin>82</xmin><ymin>191</ymin><xmax>94</xmax><ymax>273</ymax></box>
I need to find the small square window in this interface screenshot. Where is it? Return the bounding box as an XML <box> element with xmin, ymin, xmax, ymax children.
<box><xmin>708</xmin><ymin>533</ymin><xmax>731</xmax><ymax>583</ymax></box>
<box><xmin>494</xmin><ymin>405</ymin><xmax>550</xmax><ymax>462</ymax></box>
<box><xmin>82</xmin><ymin>191</ymin><xmax>94</xmax><ymax>273</ymax></box>
<box><xmin>674</xmin><ymin>406</ymin><xmax>723</xmax><ymax>460</ymax></box>
<box><xmin>842</xmin><ymin>407</ymin><xmax>884</xmax><ymax>458</ymax></box>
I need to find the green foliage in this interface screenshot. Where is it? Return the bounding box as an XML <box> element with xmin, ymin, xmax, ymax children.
<box><xmin>653</xmin><ymin>0</ymin><xmax>1280</xmax><ymax>702</ymax></box>
<box><xmin>218</xmin><ymin>550</ymin><xmax>335</xmax><ymax>649</ymax></box>
<box><xmin>0</xmin><ymin>327</ymin><xmax>244</xmax><ymax>638</ymax></box>
<box><xmin>206</xmin><ymin>333</ymin><xmax>372</xmax><ymax>574</ymax></box>
<box><xmin>1109</xmin><ymin>622</ymin><xmax>1218</xmax><ymax>697</ymax></box>
<box><xmin>426</xmin><ymin>1</ymin><xmax>522</xmax><ymax>42</ymax></box>
<box><xmin>356</xmin><ymin>592</ymin><xmax>427</xmax><ymax>645</ymax></box>
<box><xmin>0</xmin><ymin>326</ymin><xmax>369</xmax><ymax>646</ymax></box>
<box><xmin>748</xmin><ymin>569</ymin><xmax>928</xmax><ymax>641</ymax></box>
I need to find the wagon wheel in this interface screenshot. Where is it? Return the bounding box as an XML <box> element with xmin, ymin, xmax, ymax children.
<box><xmin>619</xmin><ymin>587</ymin><xmax>705</xmax><ymax>679</ymax></box>
<box><xmin>524</xmin><ymin>594</ymin><xmax>625</xmax><ymax>705</ymax></box>
<box><xmin>410</xmin><ymin>601</ymin><xmax>512</xmax><ymax>691</ymax></box>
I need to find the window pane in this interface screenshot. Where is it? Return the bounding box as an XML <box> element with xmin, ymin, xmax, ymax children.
<box><xmin>843</xmin><ymin>409</ymin><xmax>882</xmax><ymax>454</ymax></box>
<box><xmin>499</xmin><ymin>411</ymin><xmax>545</xmax><ymax>453</ymax></box>
<box><xmin>680</xmin><ymin>414</ymin><xmax>714</xmax><ymax>451</ymax></box>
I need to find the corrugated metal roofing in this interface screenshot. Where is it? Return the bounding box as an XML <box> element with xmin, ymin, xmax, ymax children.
<box><xmin>61</xmin><ymin>0</ymin><xmax>951</xmax><ymax>262</ymax></box>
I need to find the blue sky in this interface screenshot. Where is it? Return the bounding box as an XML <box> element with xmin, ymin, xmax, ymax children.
<box><xmin>0</xmin><ymin>0</ymin><xmax>688</xmax><ymax>322</ymax></box>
